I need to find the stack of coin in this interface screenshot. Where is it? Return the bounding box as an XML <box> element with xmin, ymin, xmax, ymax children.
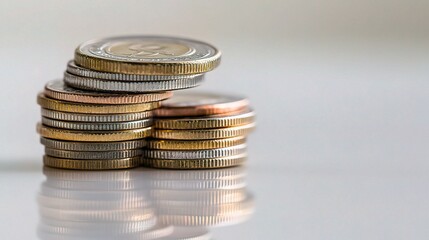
<box><xmin>38</xmin><ymin>168</ymin><xmax>173</xmax><ymax>240</ymax></box>
<box><xmin>143</xmin><ymin>92</ymin><xmax>256</xmax><ymax>169</ymax></box>
<box><xmin>37</xmin><ymin>36</ymin><xmax>221</xmax><ymax>170</ymax></box>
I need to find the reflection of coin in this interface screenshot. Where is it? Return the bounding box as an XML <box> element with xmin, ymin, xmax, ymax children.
<box><xmin>37</xmin><ymin>93</ymin><xmax>160</xmax><ymax>114</ymax></box>
<box><xmin>43</xmin><ymin>155</ymin><xmax>142</xmax><ymax>170</ymax></box>
<box><xmin>37</xmin><ymin>123</ymin><xmax>152</xmax><ymax>142</ymax></box>
<box><xmin>64</xmin><ymin>72</ymin><xmax>204</xmax><ymax>93</ymax></box>
<box><xmin>41</xmin><ymin>108</ymin><xmax>153</xmax><ymax>122</ymax></box>
<box><xmin>44</xmin><ymin>79</ymin><xmax>171</xmax><ymax>104</ymax></box>
<box><xmin>40</xmin><ymin>138</ymin><xmax>146</xmax><ymax>151</ymax></box>
<box><xmin>143</xmin><ymin>144</ymin><xmax>246</xmax><ymax>159</ymax></box>
<box><xmin>45</xmin><ymin>148</ymin><xmax>143</xmax><ymax>160</ymax></box>
<box><xmin>155</xmin><ymin>92</ymin><xmax>249</xmax><ymax>117</ymax></box>
<box><xmin>141</xmin><ymin>153</ymin><xmax>247</xmax><ymax>169</ymax></box>
<box><xmin>147</xmin><ymin>137</ymin><xmax>246</xmax><ymax>150</ymax></box>
<box><xmin>42</xmin><ymin>117</ymin><xmax>152</xmax><ymax>131</ymax></box>
<box><xmin>155</xmin><ymin>109</ymin><xmax>255</xmax><ymax>129</ymax></box>
<box><xmin>75</xmin><ymin>36</ymin><xmax>221</xmax><ymax>75</ymax></box>
<box><xmin>153</xmin><ymin>123</ymin><xmax>255</xmax><ymax>140</ymax></box>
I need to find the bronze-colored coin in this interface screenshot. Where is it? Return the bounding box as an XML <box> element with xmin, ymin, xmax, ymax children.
<box><xmin>154</xmin><ymin>92</ymin><xmax>248</xmax><ymax>117</ymax></box>
<box><xmin>37</xmin><ymin>123</ymin><xmax>152</xmax><ymax>142</ymax></box>
<box><xmin>147</xmin><ymin>137</ymin><xmax>246</xmax><ymax>150</ymax></box>
<box><xmin>154</xmin><ymin>109</ymin><xmax>255</xmax><ymax>129</ymax></box>
<box><xmin>43</xmin><ymin>155</ymin><xmax>141</xmax><ymax>170</ymax></box>
<box><xmin>37</xmin><ymin>93</ymin><xmax>160</xmax><ymax>114</ymax></box>
<box><xmin>141</xmin><ymin>153</ymin><xmax>247</xmax><ymax>169</ymax></box>
<box><xmin>152</xmin><ymin>123</ymin><xmax>255</xmax><ymax>140</ymax></box>
<box><xmin>44</xmin><ymin>79</ymin><xmax>172</xmax><ymax>104</ymax></box>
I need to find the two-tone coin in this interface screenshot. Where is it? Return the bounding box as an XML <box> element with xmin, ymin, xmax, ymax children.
<box><xmin>147</xmin><ymin>137</ymin><xmax>246</xmax><ymax>150</ymax></box>
<box><xmin>41</xmin><ymin>108</ymin><xmax>153</xmax><ymax>122</ymax></box>
<box><xmin>42</xmin><ymin>117</ymin><xmax>152</xmax><ymax>131</ymax></box>
<box><xmin>43</xmin><ymin>155</ymin><xmax>142</xmax><ymax>170</ymax></box>
<box><xmin>45</xmin><ymin>148</ymin><xmax>143</xmax><ymax>160</ymax></box>
<box><xmin>40</xmin><ymin>138</ymin><xmax>147</xmax><ymax>151</ymax></box>
<box><xmin>143</xmin><ymin>144</ymin><xmax>246</xmax><ymax>159</ymax></box>
<box><xmin>141</xmin><ymin>153</ymin><xmax>247</xmax><ymax>169</ymax></box>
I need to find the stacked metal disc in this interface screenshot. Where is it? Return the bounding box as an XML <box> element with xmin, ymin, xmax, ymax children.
<box><xmin>144</xmin><ymin>167</ymin><xmax>254</xmax><ymax>237</ymax></box>
<box><xmin>36</xmin><ymin>36</ymin><xmax>221</xmax><ymax>170</ymax></box>
<box><xmin>143</xmin><ymin>92</ymin><xmax>256</xmax><ymax>169</ymax></box>
<box><xmin>37</xmin><ymin>168</ymin><xmax>173</xmax><ymax>240</ymax></box>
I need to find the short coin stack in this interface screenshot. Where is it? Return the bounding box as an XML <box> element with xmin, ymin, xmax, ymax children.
<box><xmin>37</xmin><ymin>36</ymin><xmax>221</xmax><ymax>170</ymax></box>
<box><xmin>143</xmin><ymin>92</ymin><xmax>256</xmax><ymax>169</ymax></box>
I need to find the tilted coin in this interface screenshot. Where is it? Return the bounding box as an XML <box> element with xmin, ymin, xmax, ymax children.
<box><xmin>153</xmin><ymin>123</ymin><xmax>255</xmax><ymax>140</ymax></box>
<box><xmin>64</xmin><ymin>72</ymin><xmax>204</xmax><ymax>93</ymax></box>
<box><xmin>43</xmin><ymin>155</ymin><xmax>142</xmax><ymax>170</ymax></box>
<box><xmin>40</xmin><ymin>138</ymin><xmax>147</xmax><ymax>151</ymax></box>
<box><xmin>143</xmin><ymin>144</ymin><xmax>247</xmax><ymax>159</ymax></box>
<box><xmin>37</xmin><ymin>93</ymin><xmax>160</xmax><ymax>114</ymax></box>
<box><xmin>154</xmin><ymin>109</ymin><xmax>255</xmax><ymax>129</ymax></box>
<box><xmin>37</xmin><ymin>123</ymin><xmax>152</xmax><ymax>142</ymax></box>
<box><xmin>147</xmin><ymin>136</ymin><xmax>246</xmax><ymax>150</ymax></box>
<box><xmin>44</xmin><ymin>79</ymin><xmax>172</xmax><ymax>104</ymax></box>
<box><xmin>155</xmin><ymin>91</ymin><xmax>249</xmax><ymax>117</ymax></box>
<box><xmin>67</xmin><ymin>60</ymin><xmax>204</xmax><ymax>81</ymax></box>
<box><xmin>74</xmin><ymin>35</ymin><xmax>221</xmax><ymax>75</ymax></box>
<box><xmin>141</xmin><ymin>153</ymin><xmax>247</xmax><ymax>169</ymax></box>
<box><xmin>41</xmin><ymin>108</ymin><xmax>153</xmax><ymax>122</ymax></box>
<box><xmin>45</xmin><ymin>148</ymin><xmax>143</xmax><ymax>160</ymax></box>
<box><xmin>42</xmin><ymin>117</ymin><xmax>152</xmax><ymax>131</ymax></box>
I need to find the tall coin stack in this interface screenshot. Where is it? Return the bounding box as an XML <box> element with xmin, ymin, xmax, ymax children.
<box><xmin>37</xmin><ymin>36</ymin><xmax>221</xmax><ymax>170</ymax></box>
<box><xmin>143</xmin><ymin>92</ymin><xmax>256</xmax><ymax>169</ymax></box>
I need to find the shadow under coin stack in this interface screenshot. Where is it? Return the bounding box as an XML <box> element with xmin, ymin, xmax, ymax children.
<box><xmin>143</xmin><ymin>92</ymin><xmax>256</xmax><ymax>169</ymax></box>
<box><xmin>37</xmin><ymin>36</ymin><xmax>221</xmax><ymax>170</ymax></box>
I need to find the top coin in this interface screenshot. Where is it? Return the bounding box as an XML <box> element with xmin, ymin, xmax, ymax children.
<box><xmin>154</xmin><ymin>91</ymin><xmax>249</xmax><ymax>117</ymax></box>
<box><xmin>45</xmin><ymin>80</ymin><xmax>172</xmax><ymax>104</ymax></box>
<box><xmin>74</xmin><ymin>36</ymin><xmax>221</xmax><ymax>75</ymax></box>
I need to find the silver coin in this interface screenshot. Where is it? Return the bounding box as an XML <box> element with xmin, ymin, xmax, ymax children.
<box><xmin>67</xmin><ymin>60</ymin><xmax>204</xmax><ymax>81</ymax></box>
<box><xmin>41</xmin><ymin>108</ymin><xmax>153</xmax><ymax>122</ymax></box>
<box><xmin>64</xmin><ymin>72</ymin><xmax>203</xmax><ymax>93</ymax></box>
<box><xmin>42</xmin><ymin>117</ymin><xmax>153</xmax><ymax>131</ymax></box>
<box><xmin>143</xmin><ymin>144</ymin><xmax>246</xmax><ymax>159</ymax></box>
<box><xmin>45</xmin><ymin>148</ymin><xmax>143</xmax><ymax>160</ymax></box>
<box><xmin>41</xmin><ymin>138</ymin><xmax>146</xmax><ymax>151</ymax></box>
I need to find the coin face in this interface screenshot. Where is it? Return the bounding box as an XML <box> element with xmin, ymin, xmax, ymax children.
<box><xmin>155</xmin><ymin>92</ymin><xmax>249</xmax><ymax>117</ymax></box>
<box><xmin>75</xmin><ymin>36</ymin><xmax>221</xmax><ymax>75</ymax></box>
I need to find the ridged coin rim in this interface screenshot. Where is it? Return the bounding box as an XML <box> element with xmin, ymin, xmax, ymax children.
<box><xmin>43</xmin><ymin>155</ymin><xmax>142</xmax><ymax>170</ymax></box>
<box><xmin>40</xmin><ymin>138</ymin><xmax>147</xmax><ymax>151</ymax></box>
<box><xmin>141</xmin><ymin>153</ymin><xmax>247</xmax><ymax>169</ymax></box>
<box><xmin>41</xmin><ymin>108</ymin><xmax>153</xmax><ymax>122</ymax></box>
<box><xmin>42</xmin><ymin>117</ymin><xmax>153</xmax><ymax>131</ymax></box>
<box><xmin>45</xmin><ymin>148</ymin><xmax>143</xmax><ymax>160</ymax></box>
<box><xmin>143</xmin><ymin>144</ymin><xmax>247</xmax><ymax>159</ymax></box>
<box><xmin>147</xmin><ymin>137</ymin><xmax>246</xmax><ymax>150</ymax></box>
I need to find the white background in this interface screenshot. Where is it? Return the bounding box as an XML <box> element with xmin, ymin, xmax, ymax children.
<box><xmin>0</xmin><ymin>1</ymin><xmax>428</xmax><ymax>239</ymax></box>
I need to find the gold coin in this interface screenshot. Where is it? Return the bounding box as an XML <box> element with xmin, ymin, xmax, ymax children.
<box><xmin>45</xmin><ymin>79</ymin><xmax>172</xmax><ymax>104</ymax></box>
<box><xmin>75</xmin><ymin>36</ymin><xmax>221</xmax><ymax>75</ymax></box>
<box><xmin>37</xmin><ymin>123</ymin><xmax>152</xmax><ymax>142</ymax></box>
<box><xmin>152</xmin><ymin>123</ymin><xmax>255</xmax><ymax>140</ymax></box>
<box><xmin>141</xmin><ymin>153</ymin><xmax>247</xmax><ymax>169</ymax></box>
<box><xmin>37</xmin><ymin>93</ymin><xmax>160</xmax><ymax>114</ymax></box>
<box><xmin>154</xmin><ymin>110</ymin><xmax>255</xmax><ymax>129</ymax></box>
<box><xmin>43</xmin><ymin>155</ymin><xmax>141</xmax><ymax>170</ymax></box>
<box><xmin>147</xmin><ymin>137</ymin><xmax>246</xmax><ymax>150</ymax></box>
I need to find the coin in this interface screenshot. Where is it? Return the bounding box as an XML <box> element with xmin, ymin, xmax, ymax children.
<box><xmin>67</xmin><ymin>60</ymin><xmax>204</xmax><ymax>81</ymax></box>
<box><xmin>152</xmin><ymin>123</ymin><xmax>255</xmax><ymax>140</ymax></box>
<box><xmin>37</xmin><ymin>93</ymin><xmax>160</xmax><ymax>114</ymax></box>
<box><xmin>37</xmin><ymin>123</ymin><xmax>152</xmax><ymax>142</ymax></box>
<box><xmin>141</xmin><ymin>153</ymin><xmax>247</xmax><ymax>169</ymax></box>
<box><xmin>64</xmin><ymin>72</ymin><xmax>204</xmax><ymax>93</ymax></box>
<box><xmin>45</xmin><ymin>148</ymin><xmax>143</xmax><ymax>160</ymax></box>
<box><xmin>143</xmin><ymin>144</ymin><xmax>246</xmax><ymax>159</ymax></box>
<box><xmin>40</xmin><ymin>138</ymin><xmax>147</xmax><ymax>151</ymax></box>
<box><xmin>44</xmin><ymin>79</ymin><xmax>172</xmax><ymax>104</ymax></box>
<box><xmin>42</xmin><ymin>117</ymin><xmax>153</xmax><ymax>131</ymax></box>
<box><xmin>43</xmin><ymin>155</ymin><xmax>142</xmax><ymax>170</ymax></box>
<box><xmin>147</xmin><ymin>137</ymin><xmax>246</xmax><ymax>150</ymax></box>
<box><xmin>154</xmin><ymin>92</ymin><xmax>249</xmax><ymax>117</ymax></box>
<box><xmin>41</xmin><ymin>108</ymin><xmax>153</xmax><ymax>122</ymax></box>
<box><xmin>74</xmin><ymin>36</ymin><xmax>221</xmax><ymax>75</ymax></box>
<box><xmin>154</xmin><ymin>109</ymin><xmax>255</xmax><ymax>129</ymax></box>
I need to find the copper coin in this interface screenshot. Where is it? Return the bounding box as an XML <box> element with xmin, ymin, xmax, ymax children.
<box><xmin>45</xmin><ymin>79</ymin><xmax>172</xmax><ymax>104</ymax></box>
<box><xmin>154</xmin><ymin>92</ymin><xmax>248</xmax><ymax>117</ymax></box>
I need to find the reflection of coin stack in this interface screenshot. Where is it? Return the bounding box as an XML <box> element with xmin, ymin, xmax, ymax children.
<box><xmin>143</xmin><ymin>92</ymin><xmax>256</xmax><ymax>169</ymax></box>
<box><xmin>37</xmin><ymin>168</ymin><xmax>173</xmax><ymax>240</ymax></box>
<box><xmin>37</xmin><ymin>36</ymin><xmax>221</xmax><ymax>170</ymax></box>
<box><xmin>144</xmin><ymin>167</ymin><xmax>254</xmax><ymax>238</ymax></box>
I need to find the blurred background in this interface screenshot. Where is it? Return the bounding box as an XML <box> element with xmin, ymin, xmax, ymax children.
<box><xmin>0</xmin><ymin>1</ymin><xmax>428</xmax><ymax>239</ymax></box>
